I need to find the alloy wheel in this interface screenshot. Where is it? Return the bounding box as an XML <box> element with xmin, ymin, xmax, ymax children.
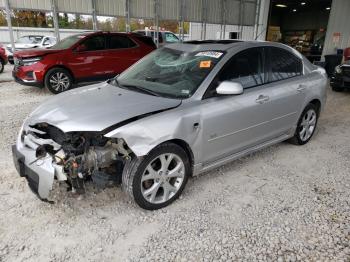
<box><xmin>49</xmin><ymin>72</ymin><xmax>70</xmax><ymax>92</ymax></box>
<box><xmin>299</xmin><ymin>109</ymin><xmax>317</xmax><ymax>142</ymax></box>
<box><xmin>141</xmin><ymin>153</ymin><xmax>185</xmax><ymax>204</ymax></box>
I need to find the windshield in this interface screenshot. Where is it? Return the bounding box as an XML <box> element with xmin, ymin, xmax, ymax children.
<box><xmin>17</xmin><ymin>36</ymin><xmax>43</xmax><ymax>44</ymax></box>
<box><xmin>117</xmin><ymin>48</ymin><xmax>224</xmax><ymax>99</ymax></box>
<box><xmin>51</xmin><ymin>34</ymin><xmax>86</xmax><ymax>50</ymax></box>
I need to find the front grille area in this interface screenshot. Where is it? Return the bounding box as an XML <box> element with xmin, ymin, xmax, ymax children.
<box><xmin>342</xmin><ymin>67</ymin><xmax>350</xmax><ymax>78</ymax></box>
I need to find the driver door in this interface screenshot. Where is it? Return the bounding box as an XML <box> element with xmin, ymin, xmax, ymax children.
<box><xmin>200</xmin><ymin>47</ymin><xmax>275</xmax><ymax>164</ymax></box>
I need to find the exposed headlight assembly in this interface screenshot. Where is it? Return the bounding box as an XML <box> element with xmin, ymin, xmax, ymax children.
<box><xmin>22</xmin><ymin>57</ymin><xmax>42</xmax><ymax>66</ymax></box>
<box><xmin>335</xmin><ymin>65</ymin><xmax>342</xmax><ymax>74</ymax></box>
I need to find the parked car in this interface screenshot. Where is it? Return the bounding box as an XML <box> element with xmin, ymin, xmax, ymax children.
<box><xmin>0</xmin><ymin>43</ymin><xmax>8</xmax><ymax>73</ymax></box>
<box><xmin>12</xmin><ymin>31</ymin><xmax>156</xmax><ymax>94</ymax></box>
<box><xmin>12</xmin><ymin>41</ymin><xmax>327</xmax><ymax>209</ymax></box>
<box><xmin>6</xmin><ymin>35</ymin><xmax>56</xmax><ymax>64</ymax></box>
<box><xmin>134</xmin><ymin>30</ymin><xmax>180</xmax><ymax>46</ymax></box>
<box><xmin>330</xmin><ymin>60</ymin><xmax>350</xmax><ymax>91</ymax></box>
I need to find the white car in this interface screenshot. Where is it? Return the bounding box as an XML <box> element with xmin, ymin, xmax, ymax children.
<box><xmin>6</xmin><ymin>35</ymin><xmax>57</xmax><ymax>64</ymax></box>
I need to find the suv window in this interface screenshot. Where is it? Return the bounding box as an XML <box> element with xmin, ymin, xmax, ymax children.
<box><xmin>81</xmin><ymin>35</ymin><xmax>106</xmax><ymax>51</ymax></box>
<box><xmin>218</xmin><ymin>47</ymin><xmax>264</xmax><ymax>89</ymax></box>
<box><xmin>109</xmin><ymin>35</ymin><xmax>136</xmax><ymax>49</ymax></box>
<box><xmin>268</xmin><ymin>47</ymin><xmax>302</xmax><ymax>82</ymax></box>
<box><xmin>165</xmin><ymin>33</ymin><xmax>179</xmax><ymax>43</ymax></box>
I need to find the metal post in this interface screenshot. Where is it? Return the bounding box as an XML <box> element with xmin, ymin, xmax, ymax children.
<box><xmin>154</xmin><ymin>0</ymin><xmax>159</xmax><ymax>47</ymax></box>
<box><xmin>254</xmin><ymin>0</ymin><xmax>261</xmax><ymax>40</ymax></box>
<box><xmin>125</xmin><ymin>0</ymin><xmax>131</xmax><ymax>33</ymax></box>
<box><xmin>4</xmin><ymin>0</ymin><xmax>15</xmax><ymax>52</ymax></box>
<box><xmin>179</xmin><ymin>0</ymin><xmax>185</xmax><ymax>42</ymax></box>
<box><xmin>91</xmin><ymin>0</ymin><xmax>98</xmax><ymax>31</ymax></box>
<box><xmin>51</xmin><ymin>0</ymin><xmax>60</xmax><ymax>41</ymax></box>
<box><xmin>201</xmin><ymin>0</ymin><xmax>207</xmax><ymax>40</ymax></box>
<box><xmin>239</xmin><ymin>0</ymin><xmax>244</xmax><ymax>39</ymax></box>
<box><xmin>220</xmin><ymin>0</ymin><xmax>225</xmax><ymax>39</ymax></box>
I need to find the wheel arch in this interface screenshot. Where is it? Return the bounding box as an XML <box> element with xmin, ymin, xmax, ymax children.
<box><xmin>308</xmin><ymin>98</ymin><xmax>321</xmax><ymax>115</ymax></box>
<box><xmin>45</xmin><ymin>65</ymin><xmax>75</xmax><ymax>83</ymax></box>
<box><xmin>160</xmin><ymin>139</ymin><xmax>195</xmax><ymax>175</ymax></box>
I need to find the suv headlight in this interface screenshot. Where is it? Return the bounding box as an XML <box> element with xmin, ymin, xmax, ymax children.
<box><xmin>22</xmin><ymin>57</ymin><xmax>42</xmax><ymax>66</ymax></box>
<box><xmin>335</xmin><ymin>65</ymin><xmax>342</xmax><ymax>74</ymax></box>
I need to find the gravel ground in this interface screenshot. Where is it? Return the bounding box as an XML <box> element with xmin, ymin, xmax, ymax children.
<box><xmin>0</xmin><ymin>80</ymin><xmax>349</xmax><ymax>262</ymax></box>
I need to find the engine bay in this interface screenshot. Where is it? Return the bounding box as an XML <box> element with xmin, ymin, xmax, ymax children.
<box><xmin>27</xmin><ymin>123</ymin><xmax>131</xmax><ymax>195</ymax></box>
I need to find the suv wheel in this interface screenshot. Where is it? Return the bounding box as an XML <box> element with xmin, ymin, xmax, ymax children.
<box><xmin>45</xmin><ymin>68</ymin><xmax>73</xmax><ymax>94</ymax></box>
<box><xmin>122</xmin><ymin>143</ymin><xmax>190</xmax><ymax>210</ymax></box>
<box><xmin>289</xmin><ymin>103</ymin><xmax>318</xmax><ymax>145</ymax></box>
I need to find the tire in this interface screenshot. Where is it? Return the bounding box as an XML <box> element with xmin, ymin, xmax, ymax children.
<box><xmin>331</xmin><ymin>85</ymin><xmax>344</xmax><ymax>92</ymax></box>
<box><xmin>44</xmin><ymin>67</ymin><xmax>73</xmax><ymax>94</ymax></box>
<box><xmin>289</xmin><ymin>103</ymin><xmax>319</xmax><ymax>145</ymax></box>
<box><xmin>122</xmin><ymin>143</ymin><xmax>191</xmax><ymax>210</ymax></box>
<box><xmin>0</xmin><ymin>58</ymin><xmax>4</xmax><ymax>73</ymax></box>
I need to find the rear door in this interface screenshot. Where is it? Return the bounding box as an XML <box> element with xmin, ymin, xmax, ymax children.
<box><xmin>262</xmin><ymin>46</ymin><xmax>305</xmax><ymax>132</ymax></box>
<box><xmin>68</xmin><ymin>34</ymin><xmax>107</xmax><ymax>80</ymax></box>
<box><xmin>105</xmin><ymin>34</ymin><xmax>141</xmax><ymax>75</ymax></box>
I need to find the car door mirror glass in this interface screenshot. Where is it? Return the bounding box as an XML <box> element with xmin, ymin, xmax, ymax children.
<box><xmin>216</xmin><ymin>81</ymin><xmax>243</xmax><ymax>95</ymax></box>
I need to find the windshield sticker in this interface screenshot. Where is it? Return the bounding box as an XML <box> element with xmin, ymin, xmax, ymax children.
<box><xmin>181</xmin><ymin>90</ymin><xmax>190</xmax><ymax>94</ymax></box>
<box><xmin>195</xmin><ymin>51</ymin><xmax>223</xmax><ymax>59</ymax></box>
<box><xmin>199</xmin><ymin>60</ymin><xmax>212</xmax><ymax>68</ymax></box>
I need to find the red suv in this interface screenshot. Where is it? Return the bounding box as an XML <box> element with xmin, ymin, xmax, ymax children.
<box><xmin>0</xmin><ymin>44</ymin><xmax>8</xmax><ymax>73</ymax></box>
<box><xmin>13</xmin><ymin>31</ymin><xmax>156</xmax><ymax>93</ymax></box>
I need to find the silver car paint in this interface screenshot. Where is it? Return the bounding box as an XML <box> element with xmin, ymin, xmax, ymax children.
<box><xmin>16</xmin><ymin>41</ymin><xmax>327</xmax><ymax>198</ymax></box>
<box><xmin>25</xmin><ymin>82</ymin><xmax>181</xmax><ymax>132</ymax></box>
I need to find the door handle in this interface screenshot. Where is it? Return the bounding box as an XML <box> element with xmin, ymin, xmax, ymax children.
<box><xmin>255</xmin><ymin>95</ymin><xmax>270</xmax><ymax>104</ymax></box>
<box><xmin>297</xmin><ymin>84</ymin><xmax>307</xmax><ymax>92</ymax></box>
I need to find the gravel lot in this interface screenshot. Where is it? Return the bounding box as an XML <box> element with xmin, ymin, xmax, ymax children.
<box><xmin>0</xmin><ymin>70</ymin><xmax>349</xmax><ymax>262</ymax></box>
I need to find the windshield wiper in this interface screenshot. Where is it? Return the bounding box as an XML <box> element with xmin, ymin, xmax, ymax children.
<box><xmin>120</xmin><ymin>84</ymin><xmax>161</xmax><ymax>97</ymax></box>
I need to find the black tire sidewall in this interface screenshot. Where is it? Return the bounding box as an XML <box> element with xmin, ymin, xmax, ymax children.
<box><xmin>0</xmin><ymin>59</ymin><xmax>4</xmax><ymax>73</ymax></box>
<box><xmin>44</xmin><ymin>68</ymin><xmax>72</xmax><ymax>94</ymax></box>
<box><xmin>132</xmin><ymin>143</ymin><xmax>191</xmax><ymax>210</ymax></box>
<box><xmin>294</xmin><ymin>104</ymin><xmax>318</xmax><ymax>145</ymax></box>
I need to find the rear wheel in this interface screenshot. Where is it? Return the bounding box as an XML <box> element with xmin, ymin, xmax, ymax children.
<box><xmin>44</xmin><ymin>68</ymin><xmax>73</xmax><ymax>94</ymax></box>
<box><xmin>122</xmin><ymin>143</ymin><xmax>190</xmax><ymax>210</ymax></box>
<box><xmin>289</xmin><ymin>103</ymin><xmax>318</xmax><ymax>145</ymax></box>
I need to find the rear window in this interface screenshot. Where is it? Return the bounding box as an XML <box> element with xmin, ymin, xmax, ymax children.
<box><xmin>109</xmin><ymin>35</ymin><xmax>136</xmax><ymax>49</ymax></box>
<box><xmin>133</xmin><ymin>35</ymin><xmax>156</xmax><ymax>48</ymax></box>
<box><xmin>268</xmin><ymin>47</ymin><xmax>303</xmax><ymax>82</ymax></box>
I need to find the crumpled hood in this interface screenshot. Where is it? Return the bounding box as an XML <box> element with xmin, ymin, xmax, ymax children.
<box><xmin>26</xmin><ymin>82</ymin><xmax>181</xmax><ymax>133</ymax></box>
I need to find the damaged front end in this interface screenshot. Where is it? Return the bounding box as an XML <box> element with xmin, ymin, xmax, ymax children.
<box><xmin>12</xmin><ymin>122</ymin><xmax>132</xmax><ymax>200</ymax></box>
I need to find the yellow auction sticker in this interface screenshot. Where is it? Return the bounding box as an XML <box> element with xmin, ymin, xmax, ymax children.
<box><xmin>199</xmin><ymin>60</ymin><xmax>211</xmax><ymax>68</ymax></box>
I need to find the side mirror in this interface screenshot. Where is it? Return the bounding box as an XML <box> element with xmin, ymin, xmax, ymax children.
<box><xmin>75</xmin><ymin>44</ymin><xmax>87</xmax><ymax>52</ymax></box>
<box><xmin>216</xmin><ymin>81</ymin><xmax>243</xmax><ymax>95</ymax></box>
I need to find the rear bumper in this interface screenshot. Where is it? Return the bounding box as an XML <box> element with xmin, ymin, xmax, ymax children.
<box><xmin>12</xmin><ymin>143</ymin><xmax>55</xmax><ymax>200</ymax></box>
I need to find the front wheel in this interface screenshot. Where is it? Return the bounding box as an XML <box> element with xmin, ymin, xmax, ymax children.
<box><xmin>122</xmin><ymin>143</ymin><xmax>191</xmax><ymax>210</ymax></box>
<box><xmin>289</xmin><ymin>104</ymin><xmax>318</xmax><ymax>145</ymax></box>
<box><xmin>44</xmin><ymin>68</ymin><xmax>73</xmax><ymax>94</ymax></box>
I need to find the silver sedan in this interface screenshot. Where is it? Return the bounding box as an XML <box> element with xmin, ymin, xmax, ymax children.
<box><xmin>12</xmin><ymin>40</ymin><xmax>327</xmax><ymax>209</ymax></box>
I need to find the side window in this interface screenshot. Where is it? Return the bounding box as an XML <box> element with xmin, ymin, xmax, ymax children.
<box><xmin>218</xmin><ymin>47</ymin><xmax>264</xmax><ymax>89</ymax></box>
<box><xmin>165</xmin><ymin>33</ymin><xmax>179</xmax><ymax>43</ymax></box>
<box><xmin>43</xmin><ymin>38</ymin><xmax>50</xmax><ymax>46</ymax></box>
<box><xmin>268</xmin><ymin>47</ymin><xmax>302</xmax><ymax>82</ymax></box>
<box><xmin>109</xmin><ymin>35</ymin><xmax>136</xmax><ymax>49</ymax></box>
<box><xmin>81</xmin><ymin>35</ymin><xmax>106</xmax><ymax>51</ymax></box>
